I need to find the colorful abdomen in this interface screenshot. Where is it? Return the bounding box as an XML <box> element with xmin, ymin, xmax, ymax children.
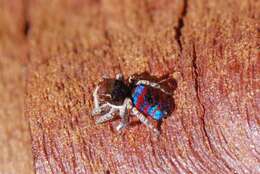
<box><xmin>131</xmin><ymin>84</ymin><xmax>167</xmax><ymax>121</ymax></box>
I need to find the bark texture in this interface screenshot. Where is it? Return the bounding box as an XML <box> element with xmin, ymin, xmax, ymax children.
<box><xmin>25</xmin><ymin>0</ymin><xmax>259</xmax><ymax>174</ymax></box>
<box><xmin>0</xmin><ymin>0</ymin><xmax>33</xmax><ymax>173</ymax></box>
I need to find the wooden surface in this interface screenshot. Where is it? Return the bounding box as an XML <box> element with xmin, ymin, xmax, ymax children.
<box><xmin>1</xmin><ymin>0</ymin><xmax>259</xmax><ymax>173</ymax></box>
<box><xmin>0</xmin><ymin>0</ymin><xmax>33</xmax><ymax>174</ymax></box>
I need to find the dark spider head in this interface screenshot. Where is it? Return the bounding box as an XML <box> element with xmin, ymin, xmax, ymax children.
<box><xmin>97</xmin><ymin>74</ymin><xmax>131</xmax><ymax>106</ymax></box>
<box><xmin>110</xmin><ymin>75</ymin><xmax>131</xmax><ymax>105</ymax></box>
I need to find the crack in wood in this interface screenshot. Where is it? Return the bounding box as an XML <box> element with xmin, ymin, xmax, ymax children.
<box><xmin>23</xmin><ymin>19</ymin><xmax>30</xmax><ymax>37</ymax></box>
<box><xmin>192</xmin><ymin>43</ymin><xmax>214</xmax><ymax>152</ymax></box>
<box><xmin>175</xmin><ymin>0</ymin><xmax>188</xmax><ymax>52</ymax></box>
<box><xmin>22</xmin><ymin>0</ymin><xmax>30</xmax><ymax>37</ymax></box>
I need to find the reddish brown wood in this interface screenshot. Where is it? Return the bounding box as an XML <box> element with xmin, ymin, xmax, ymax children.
<box><xmin>26</xmin><ymin>0</ymin><xmax>259</xmax><ymax>173</ymax></box>
<box><xmin>0</xmin><ymin>0</ymin><xmax>33</xmax><ymax>173</ymax></box>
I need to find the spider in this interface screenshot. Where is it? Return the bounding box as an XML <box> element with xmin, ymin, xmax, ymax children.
<box><xmin>92</xmin><ymin>73</ymin><xmax>175</xmax><ymax>135</ymax></box>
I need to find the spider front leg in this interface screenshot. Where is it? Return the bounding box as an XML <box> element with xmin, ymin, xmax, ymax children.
<box><xmin>96</xmin><ymin>107</ymin><xmax>117</xmax><ymax>124</ymax></box>
<box><xmin>136</xmin><ymin>80</ymin><xmax>171</xmax><ymax>95</ymax></box>
<box><xmin>131</xmin><ymin>105</ymin><xmax>160</xmax><ymax>136</ymax></box>
<box><xmin>92</xmin><ymin>86</ymin><xmax>109</xmax><ymax>116</ymax></box>
<box><xmin>116</xmin><ymin>99</ymin><xmax>130</xmax><ymax>131</ymax></box>
<box><xmin>92</xmin><ymin>86</ymin><xmax>102</xmax><ymax>116</ymax></box>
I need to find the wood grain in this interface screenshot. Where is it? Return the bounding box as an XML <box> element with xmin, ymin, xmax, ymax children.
<box><xmin>26</xmin><ymin>0</ymin><xmax>259</xmax><ymax>173</ymax></box>
<box><xmin>0</xmin><ymin>0</ymin><xmax>33</xmax><ymax>173</ymax></box>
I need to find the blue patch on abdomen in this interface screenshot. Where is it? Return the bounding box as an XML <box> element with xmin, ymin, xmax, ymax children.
<box><xmin>132</xmin><ymin>85</ymin><xmax>145</xmax><ymax>105</ymax></box>
<box><xmin>132</xmin><ymin>84</ymin><xmax>167</xmax><ymax>121</ymax></box>
<box><xmin>153</xmin><ymin>110</ymin><xmax>164</xmax><ymax>120</ymax></box>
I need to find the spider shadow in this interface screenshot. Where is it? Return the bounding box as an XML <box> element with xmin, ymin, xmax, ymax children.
<box><xmin>129</xmin><ymin>71</ymin><xmax>177</xmax><ymax>132</ymax></box>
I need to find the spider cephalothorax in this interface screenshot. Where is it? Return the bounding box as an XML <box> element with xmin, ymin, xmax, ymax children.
<box><xmin>111</xmin><ymin>76</ymin><xmax>132</xmax><ymax>105</ymax></box>
<box><xmin>92</xmin><ymin>73</ymin><xmax>175</xmax><ymax>135</ymax></box>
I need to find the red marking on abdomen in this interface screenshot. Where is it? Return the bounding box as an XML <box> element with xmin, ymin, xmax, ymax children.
<box><xmin>136</xmin><ymin>87</ymin><xmax>147</xmax><ymax>110</ymax></box>
<box><xmin>143</xmin><ymin>104</ymin><xmax>151</xmax><ymax>115</ymax></box>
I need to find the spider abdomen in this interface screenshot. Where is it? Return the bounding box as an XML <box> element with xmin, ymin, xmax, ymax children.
<box><xmin>131</xmin><ymin>84</ymin><xmax>169</xmax><ymax>121</ymax></box>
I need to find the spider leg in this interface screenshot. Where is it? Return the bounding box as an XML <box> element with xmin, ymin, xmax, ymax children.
<box><xmin>93</xmin><ymin>103</ymin><xmax>111</xmax><ymax>116</ymax></box>
<box><xmin>92</xmin><ymin>86</ymin><xmax>102</xmax><ymax>116</ymax></box>
<box><xmin>96</xmin><ymin>108</ymin><xmax>117</xmax><ymax>124</ymax></box>
<box><xmin>131</xmin><ymin>106</ymin><xmax>160</xmax><ymax>135</ymax></box>
<box><xmin>116</xmin><ymin>99</ymin><xmax>130</xmax><ymax>131</ymax></box>
<box><xmin>136</xmin><ymin>80</ymin><xmax>171</xmax><ymax>95</ymax></box>
<box><xmin>116</xmin><ymin>73</ymin><xmax>123</xmax><ymax>80</ymax></box>
<box><xmin>92</xmin><ymin>86</ymin><xmax>111</xmax><ymax>116</ymax></box>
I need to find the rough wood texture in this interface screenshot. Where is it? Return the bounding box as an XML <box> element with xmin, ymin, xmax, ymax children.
<box><xmin>0</xmin><ymin>0</ymin><xmax>33</xmax><ymax>173</ymax></box>
<box><xmin>26</xmin><ymin>0</ymin><xmax>259</xmax><ymax>173</ymax></box>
